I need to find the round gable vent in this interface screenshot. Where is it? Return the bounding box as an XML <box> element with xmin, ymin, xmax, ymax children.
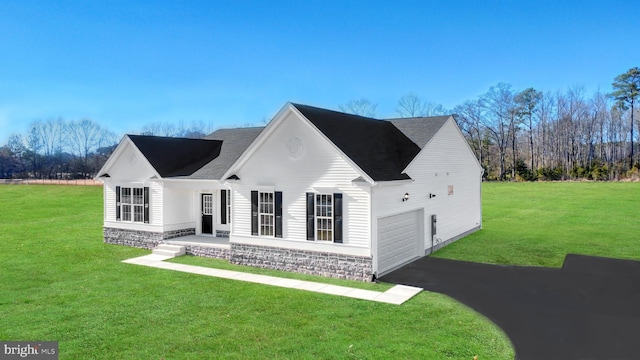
<box><xmin>286</xmin><ymin>137</ymin><xmax>304</xmax><ymax>159</ymax></box>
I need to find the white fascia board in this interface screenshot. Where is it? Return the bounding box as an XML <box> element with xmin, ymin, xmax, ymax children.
<box><xmin>95</xmin><ymin>135</ymin><xmax>162</xmax><ymax>181</ymax></box>
<box><xmin>158</xmin><ymin>178</ymin><xmax>222</xmax><ymax>183</ymax></box>
<box><xmin>126</xmin><ymin>136</ymin><xmax>164</xmax><ymax>180</ymax></box>
<box><xmin>400</xmin><ymin>116</ymin><xmax>451</xmax><ymax>173</ymax></box>
<box><xmin>449</xmin><ymin>116</ymin><xmax>484</xmax><ymax>172</ymax></box>
<box><xmin>220</xmin><ymin>103</ymin><xmax>293</xmax><ymax>181</ymax></box>
<box><xmin>94</xmin><ymin>134</ymin><xmax>128</xmax><ymax>179</ymax></box>
<box><xmin>290</xmin><ymin>105</ymin><xmax>376</xmax><ymax>186</ymax></box>
<box><xmin>373</xmin><ymin>179</ymin><xmax>414</xmax><ymax>188</ymax></box>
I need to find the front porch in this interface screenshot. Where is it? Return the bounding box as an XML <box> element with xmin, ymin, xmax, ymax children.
<box><xmin>164</xmin><ymin>234</ymin><xmax>230</xmax><ymax>260</ymax></box>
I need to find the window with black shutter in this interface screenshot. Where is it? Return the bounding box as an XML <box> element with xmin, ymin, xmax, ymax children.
<box><xmin>274</xmin><ymin>191</ymin><xmax>283</xmax><ymax>238</ymax></box>
<box><xmin>143</xmin><ymin>187</ymin><xmax>150</xmax><ymax>223</ymax></box>
<box><xmin>333</xmin><ymin>193</ymin><xmax>343</xmax><ymax>243</ymax></box>
<box><xmin>116</xmin><ymin>186</ymin><xmax>148</xmax><ymax>224</ymax></box>
<box><xmin>306</xmin><ymin>192</ymin><xmax>315</xmax><ymax>240</ymax></box>
<box><xmin>116</xmin><ymin>186</ymin><xmax>121</xmax><ymax>221</ymax></box>
<box><xmin>251</xmin><ymin>191</ymin><xmax>258</xmax><ymax>236</ymax></box>
<box><xmin>306</xmin><ymin>192</ymin><xmax>343</xmax><ymax>243</ymax></box>
<box><xmin>251</xmin><ymin>190</ymin><xmax>282</xmax><ymax>237</ymax></box>
<box><xmin>220</xmin><ymin>189</ymin><xmax>228</xmax><ymax>225</ymax></box>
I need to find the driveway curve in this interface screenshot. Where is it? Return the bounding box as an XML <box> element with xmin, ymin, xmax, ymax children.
<box><xmin>380</xmin><ymin>254</ymin><xmax>640</xmax><ymax>360</ymax></box>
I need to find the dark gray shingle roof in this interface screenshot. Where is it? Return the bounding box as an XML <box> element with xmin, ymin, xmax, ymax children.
<box><xmin>185</xmin><ymin>127</ymin><xmax>264</xmax><ymax>179</ymax></box>
<box><xmin>128</xmin><ymin>135</ymin><xmax>223</xmax><ymax>177</ymax></box>
<box><xmin>292</xmin><ymin>104</ymin><xmax>450</xmax><ymax>181</ymax></box>
<box><xmin>127</xmin><ymin>104</ymin><xmax>449</xmax><ymax>182</ymax></box>
<box><xmin>293</xmin><ymin>104</ymin><xmax>425</xmax><ymax>181</ymax></box>
<box><xmin>387</xmin><ymin>116</ymin><xmax>450</xmax><ymax>148</ymax></box>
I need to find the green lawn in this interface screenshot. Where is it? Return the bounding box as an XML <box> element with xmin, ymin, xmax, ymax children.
<box><xmin>435</xmin><ymin>182</ymin><xmax>640</xmax><ymax>267</ymax></box>
<box><xmin>0</xmin><ymin>185</ymin><xmax>512</xmax><ymax>359</ymax></box>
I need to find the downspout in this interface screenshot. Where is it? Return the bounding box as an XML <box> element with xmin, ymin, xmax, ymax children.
<box><xmin>479</xmin><ymin>169</ymin><xmax>485</xmax><ymax>229</ymax></box>
<box><xmin>370</xmin><ymin>184</ymin><xmax>377</xmax><ymax>282</ymax></box>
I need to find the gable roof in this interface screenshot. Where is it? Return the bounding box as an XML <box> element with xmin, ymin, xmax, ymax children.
<box><xmin>127</xmin><ymin>135</ymin><xmax>223</xmax><ymax>178</ymax></box>
<box><xmin>183</xmin><ymin>127</ymin><xmax>264</xmax><ymax>179</ymax></box>
<box><xmin>292</xmin><ymin>104</ymin><xmax>449</xmax><ymax>181</ymax></box>
<box><xmin>387</xmin><ymin>116</ymin><xmax>450</xmax><ymax>148</ymax></box>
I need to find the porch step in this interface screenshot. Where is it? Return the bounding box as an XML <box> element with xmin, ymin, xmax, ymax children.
<box><xmin>152</xmin><ymin>244</ymin><xmax>186</xmax><ymax>258</ymax></box>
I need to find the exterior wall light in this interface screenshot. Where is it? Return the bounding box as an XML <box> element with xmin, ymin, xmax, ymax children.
<box><xmin>402</xmin><ymin>193</ymin><xmax>409</xmax><ymax>202</ymax></box>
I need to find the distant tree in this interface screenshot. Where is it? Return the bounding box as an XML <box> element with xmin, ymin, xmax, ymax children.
<box><xmin>7</xmin><ymin>134</ymin><xmax>28</xmax><ymax>178</ymax></box>
<box><xmin>66</xmin><ymin>118</ymin><xmax>116</xmax><ymax>178</ymax></box>
<box><xmin>26</xmin><ymin>123</ymin><xmax>43</xmax><ymax>178</ymax></box>
<box><xmin>397</xmin><ymin>93</ymin><xmax>427</xmax><ymax>117</ymax></box>
<box><xmin>397</xmin><ymin>93</ymin><xmax>448</xmax><ymax>117</ymax></box>
<box><xmin>176</xmin><ymin>120</ymin><xmax>210</xmax><ymax>138</ymax></box>
<box><xmin>141</xmin><ymin>121</ymin><xmax>178</xmax><ymax>137</ymax></box>
<box><xmin>610</xmin><ymin>67</ymin><xmax>640</xmax><ymax>167</ymax></box>
<box><xmin>515</xmin><ymin>88</ymin><xmax>542</xmax><ymax>171</ymax></box>
<box><xmin>453</xmin><ymin>100</ymin><xmax>486</xmax><ymax>167</ymax></box>
<box><xmin>339</xmin><ymin>98</ymin><xmax>377</xmax><ymax>117</ymax></box>
<box><xmin>479</xmin><ymin>83</ymin><xmax>516</xmax><ymax>179</ymax></box>
<box><xmin>140</xmin><ymin>120</ymin><xmax>211</xmax><ymax>138</ymax></box>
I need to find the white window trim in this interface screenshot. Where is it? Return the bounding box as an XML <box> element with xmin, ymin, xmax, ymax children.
<box><xmin>258</xmin><ymin>191</ymin><xmax>274</xmax><ymax>237</ymax></box>
<box><xmin>120</xmin><ymin>186</ymin><xmax>145</xmax><ymax>223</ymax></box>
<box><xmin>315</xmin><ymin>193</ymin><xmax>334</xmax><ymax>242</ymax></box>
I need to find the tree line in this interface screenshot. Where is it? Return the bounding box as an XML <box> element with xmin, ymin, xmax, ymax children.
<box><xmin>342</xmin><ymin>67</ymin><xmax>639</xmax><ymax>181</ymax></box>
<box><xmin>2</xmin><ymin>67</ymin><xmax>638</xmax><ymax>181</ymax></box>
<box><xmin>0</xmin><ymin>118</ymin><xmax>214</xmax><ymax>179</ymax></box>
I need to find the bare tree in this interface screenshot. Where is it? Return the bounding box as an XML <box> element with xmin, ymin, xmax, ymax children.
<box><xmin>66</xmin><ymin>118</ymin><xmax>114</xmax><ymax>178</ymax></box>
<box><xmin>339</xmin><ymin>98</ymin><xmax>377</xmax><ymax>117</ymax></box>
<box><xmin>453</xmin><ymin>100</ymin><xmax>486</xmax><ymax>168</ymax></box>
<box><xmin>141</xmin><ymin>121</ymin><xmax>178</xmax><ymax>137</ymax></box>
<box><xmin>397</xmin><ymin>93</ymin><xmax>427</xmax><ymax>117</ymax></box>
<box><xmin>479</xmin><ymin>83</ymin><xmax>516</xmax><ymax>179</ymax></box>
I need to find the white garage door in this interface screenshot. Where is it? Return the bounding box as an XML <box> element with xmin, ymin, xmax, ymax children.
<box><xmin>377</xmin><ymin>209</ymin><xmax>423</xmax><ymax>275</ymax></box>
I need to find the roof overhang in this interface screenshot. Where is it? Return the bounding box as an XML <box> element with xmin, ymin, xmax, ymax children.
<box><xmin>220</xmin><ymin>103</ymin><xmax>376</xmax><ymax>185</ymax></box>
<box><xmin>95</xmin><ymin>135</ymin><xmax>163</xmax><ymax>180</ymax></box>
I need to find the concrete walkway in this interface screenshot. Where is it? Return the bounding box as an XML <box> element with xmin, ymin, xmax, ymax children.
<box><xmin>123</xmin><ymin>254</ymin><xmax>422</xmax><ymax>305</ymax></box>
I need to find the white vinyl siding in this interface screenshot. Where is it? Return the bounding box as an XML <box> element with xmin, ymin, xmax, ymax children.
<box><xmin>231</xmin><ymin>111</ymin><xmax>370</xmax><ymax>249</ymax></box>
<box><xmin>372</xmin><ymin>118</ymin><xmax>482</xmax><ymax>253</ymax></box>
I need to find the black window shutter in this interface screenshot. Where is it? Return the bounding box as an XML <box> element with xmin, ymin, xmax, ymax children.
<box><xmin>275</xmin><ymin>191</ymin><xmax>283</xmax><ymax>238</ymax></box>
<box><xmin>220</xmin><ymin>189</ymin><xmax>227</xmax><ymax>225</ymax></box>
<box><xmin>333</xmin><ymin>193</ymin><xmax>343</xmax><ymax>243</ymax></box>
<box><xmin>306</xmin><ymin>192</ymin><xmax>315</xmax><ymax>241</ymax></box>
<box><xmin>143</xmin><ymin>187</ymin><xmax>150</xmax><ymax>223</ymax></box>
<box><xmin>251</xmin><ymin>191</ymin><xmax>258</xmax><ymax>236</ymax></box>
<box><xmin>115</xmin><ymin>186</ymin><xmax>121</xmax><ymax>221</ymax></box>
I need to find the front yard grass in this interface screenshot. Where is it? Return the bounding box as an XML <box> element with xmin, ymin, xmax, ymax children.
<box><xmin>434</xmin><ymin>181</ymin><xmax>640</xmax><ymax>267</ymax></box>
<box><xmin>0</xmin><ymin>185</ymin><xmax>513</xmax><ymax>359</ymax></box>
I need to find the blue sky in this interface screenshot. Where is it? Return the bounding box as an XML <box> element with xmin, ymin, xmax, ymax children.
<box><xmin>1</xmin><ymin>0</ymin><xmax>637</xmax><ymax>144</ymax></box>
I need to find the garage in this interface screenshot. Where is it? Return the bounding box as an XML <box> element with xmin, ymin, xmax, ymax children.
<box><xmin>377</xmin><ymin>209</ymin><xmax>424</xmax><ymax>276</ymax></box>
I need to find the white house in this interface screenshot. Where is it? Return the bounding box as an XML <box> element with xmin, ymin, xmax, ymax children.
<box><xmin>97</xmin><ymin>103</ymin><xmax>482</xmax><ymax>281</ymax></box>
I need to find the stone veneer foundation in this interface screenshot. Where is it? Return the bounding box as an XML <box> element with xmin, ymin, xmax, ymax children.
<box><xmin>103</xmin><ymin>227</ymin><xmax>195</xmax><ymax>250</ymax></box>
<box><xmin>105</xmin><ymin>228</ymin><xmax>373</xmax><ymax>281</ymax></box>
<box><xmin>180</xmin><ymin>244</ymin><xmax>230</xmax><ymax>260</ymax></box>
<box><xmin>230</xmin><ymin>243</ymin><xmax>373</xmax><ymax>282</ymax></box>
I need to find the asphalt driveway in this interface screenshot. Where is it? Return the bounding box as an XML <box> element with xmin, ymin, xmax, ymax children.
<box><xmin>380</xmin><ymin>254</ymin><xmax>640</xmax><ymax>360</ymax></box>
